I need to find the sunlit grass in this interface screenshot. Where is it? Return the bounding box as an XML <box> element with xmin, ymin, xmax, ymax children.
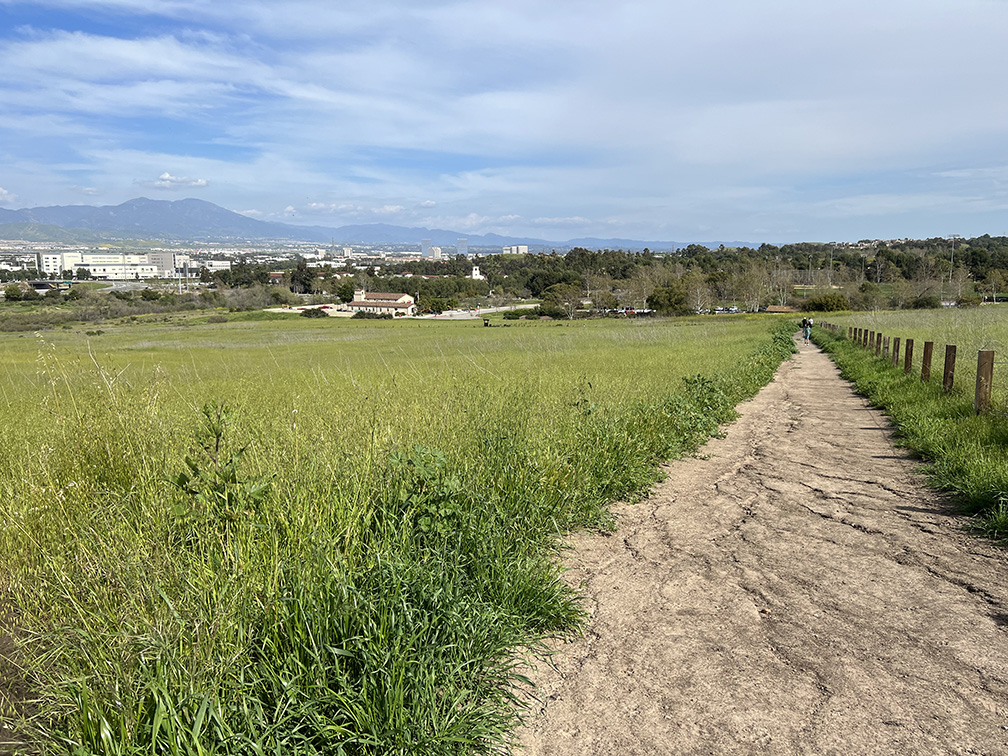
<box><xmin>0</xmin><ymin>315</ymin><xmax>794</xmax><ymax>754</ymax></box>
<box><xmin>822</xmin><ymin>305</ymin><xmax>1008</xmax><ymax>407</ymax></box>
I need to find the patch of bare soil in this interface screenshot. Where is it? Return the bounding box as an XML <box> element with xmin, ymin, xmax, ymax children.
<box><xmin>518</xmin><ymin>336</ymin><xmax>1008</xmax><ymax>755</ymax></box>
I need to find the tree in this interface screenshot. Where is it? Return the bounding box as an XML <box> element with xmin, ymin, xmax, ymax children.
<box><xmin>682</xmin><ymin>271</ymin><xmax>712</xmax><ymax>313</ymax></box>
<box><xmin>336</xmin><ymin>279</ymin><xmax>356</xmax><ymax>303</ymax></box>
<box><xmin>985</xmin><ymin>269</ymin><xmax>1004</xmax><ymax>303</ymax></box>
<box><xmin>646</xmin><ymin>280</ymin><xmax>689</xmax><ymax>315</ymax></box>
<box><xmin>541</xmin><ymin>283</ymin><xmax>581</xmax><ymax>319</ymax></box>
<box><xmin>75</xmin><ymin>267</ymin><xmax>92</xmax><ymax>280</ymax></box>
<box><xmin>848</xmin><ymin>281</ymin><xmax>884</xmax><ymax>311</ymax></box>
<box><xmin>289</xmin><ymin>257</ymin><xmax>315</xmax><ymax>294</ymax></box>
<box><xmin>4</xmin><ymin>283</ymin><xmax>24</xmax><ymax>301</ymax></box>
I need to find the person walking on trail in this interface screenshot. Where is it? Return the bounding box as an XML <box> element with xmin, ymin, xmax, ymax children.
<box><xmin>802</xmin><ymin>318</ymin><xmax>811</xmax><ymax>345</ymax></box>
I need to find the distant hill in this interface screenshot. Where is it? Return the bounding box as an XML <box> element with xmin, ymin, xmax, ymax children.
<box><xmin>0</xmin><ymin>222</ymin><xmax>120</xmax><ymax>243</ymax></box>
<box><xmin>0</xmin><ymin>197</ymin><xmax>722</xmax><ymax>249</ymax></box>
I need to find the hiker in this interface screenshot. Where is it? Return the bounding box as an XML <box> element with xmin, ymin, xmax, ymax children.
<box><xmin>802</xmin><ymin>318</ymin><xmax>811</xmax><ymax>345</ymax></box>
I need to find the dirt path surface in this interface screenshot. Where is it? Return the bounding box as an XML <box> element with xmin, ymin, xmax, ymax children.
<box><xmin>518</xmin><ymin>335</ymin><xmax>1008</xmax><ymax>755</ymax></box>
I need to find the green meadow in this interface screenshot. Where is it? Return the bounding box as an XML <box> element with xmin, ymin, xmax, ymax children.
<box><xmin>0</xmin><ymin>313</ymin><xmax>794</xmax><ymax>754</ymax></box>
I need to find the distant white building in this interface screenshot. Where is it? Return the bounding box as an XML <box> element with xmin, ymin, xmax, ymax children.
<box><xmin>431</xmin><ymin>246</ymin><xmax>443</xmax><ymax>260</ymax></box>
<box><xmin>37</xmin><ymin>250</ymin><xmax>183</xmax><ymax>279</ymax></box>
<box><xmin>502</xmin><ymin>245</ymin><xmax>529</xmax><ymax>255</ymax></box>
<box><xmin>457</xmin><ymin>238</ymin><xmax>468</xmax><ymax>257</ymax></box>
<box><xmin>347</xmin><ymin>290</ymin><xmax>417</xmax><ymax>317</ymax></box>
<box><xmin>471</xmin><ymin>265</ymin><xmax>486</xmax><ymax>281</ymax></box>
<box><xmin>36</xmin><ymin>250</ymin><xmax>161</xmax><ymax>280</ymax></box>
<box><xmin>421</xmin><ymin>239</ymin><xmax>432</xmax><ymax>258</ymax></box>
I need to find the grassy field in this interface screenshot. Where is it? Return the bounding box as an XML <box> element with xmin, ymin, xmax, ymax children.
<box><xmin>819</xmin><ymin>305</ymin><xmax>1008</xmax><ymax>409</ymax></box>
<box><xmin>0</xmin><ymin>313</ymin><xmax>794</xmax><ymax>754</ymax></box>
<box><xmin>811</xmin><ymin>309</ymin><xmax>1008</xmax><ymax>540</ymax></box>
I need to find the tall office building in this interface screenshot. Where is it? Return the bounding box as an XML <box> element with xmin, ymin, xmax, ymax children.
<box><xmin>457</xmin><ymin>238</ymin><xmax>468</xmax><ymax>257</ymax></box>
<box><xmin>421</xmin><ymin>239</ymin><xmax>432</xmax><ymax>258</ymax></box>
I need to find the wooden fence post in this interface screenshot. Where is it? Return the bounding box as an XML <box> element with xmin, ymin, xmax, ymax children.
<box><xmin>869</xmin><ymin>330</ymin><xmax>875</xmax><ymax>348</ymax></box>
<box><xmin>904</xmin><ymin>338</ymin><xmax>914</xmax><ymax>375</ymax></box>
<box><xmin>921</xmin><ymin>341</ymin><xmax>933</xmax><ymax>382</ymax></box>
<box><xmin>848</xmin><ymin>326</ymin><xmax>853</xmax><ymax>339</ymax></box>
<box><xmin>943</xmin><ymin>345</ymin><xmax>956</xmax><ymax>393</ymax></box>
<box><xmin>883</xmin><ymin>336</ymin><xmax>890</xmax><ymax>358</ymax></box>
<box><xmin>892</xmin><ymin>337</ymin><xmax>901</xmax><ymax>367</ymax></box>
<box><xmin>975</xmin><ymin>351</ymin><xmax>994</xmax><ymax>414</ymax></box>
<box><xmin>875</xmin><ymin>332</ymin><xmax>882</xmax><ymax>356</ymax></box>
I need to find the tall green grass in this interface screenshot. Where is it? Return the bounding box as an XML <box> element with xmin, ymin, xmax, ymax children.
<box><xmin>822</xmin><ymin>305</ymin><xmax>1008</xmax><ymax>411</ymax></box>
<box><xmin>812</xmin><ymin>325</ymin><xmax>1008</xmax><ymax>538</ymax></box>
<box><xmin>0</xmin><ymin>315</ymin><xmax>794</xmax><ymax>754</ymax></box>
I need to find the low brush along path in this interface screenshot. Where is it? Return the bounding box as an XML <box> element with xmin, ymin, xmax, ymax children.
<box><xmin>518</xmin><ymin>333</ymin><xmax>1008</xmax><ymax>755</ymax></box>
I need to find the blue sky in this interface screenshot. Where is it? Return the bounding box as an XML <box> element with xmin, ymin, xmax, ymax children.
<box><xmin>2</xmin><ymin>0</ymin><xmax>1008</xmax><ymax>243</ymax></box>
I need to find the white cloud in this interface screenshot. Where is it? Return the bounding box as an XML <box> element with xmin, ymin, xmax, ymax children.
<box><xmin>141</xmin><ymin>171</ymin><xmax>208</xmax><ymax>189</ymax></box>
<box><xmin>4</xmin><ymin>0</ymin><xmax>1008</xmax><ymax>240</ymax></box>
<box><xmin>0</xmin><ymin>187</ymin><xmax>17</xmax><ymax>205</ymax></box>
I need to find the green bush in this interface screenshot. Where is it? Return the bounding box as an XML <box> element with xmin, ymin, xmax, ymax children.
<box><xmin>908</xmin><ymin>295</ymin><xmax>941</xmax><ymax>309</ymax></box>
<box><xmin>803</xmin><ymin>292</ymin><xmax>849</xmax><ymax>312</ymax></box>
<box><xmin>351</xmin><ymin>311</ymin><xmax>393</xmax><ymax>319</ymax></box>
<box><xmin>300</xmin><ymin>307</ymin><xmax>329</xmax><ymax>318</ymax></box>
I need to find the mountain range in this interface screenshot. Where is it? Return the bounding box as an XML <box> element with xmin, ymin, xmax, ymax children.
<box><xmin>0</xmin><ymin>197</ymin><xmax>746</xmax><ymax>249</ymax></box>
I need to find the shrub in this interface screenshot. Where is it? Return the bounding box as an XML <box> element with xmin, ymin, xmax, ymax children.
<box><xmin>908</xmin><ymin>295</ymin><xmax>941</xmax><ymax>309</ymax></box>
<box><xmin>300</xmin><ymin>307</ymin><xmax>328</xmax><ymax>318</ymax></box>
<box><xmin>351</xmin><ymin>311</ymin><xmax>393</xmax><ymax>319</ymax></box>
<box><xmin>803</xmin><ymin>292</ymin><xmax>849</xmax><ymax>312</ymax></box>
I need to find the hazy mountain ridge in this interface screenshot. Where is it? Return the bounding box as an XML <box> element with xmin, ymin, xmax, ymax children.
<box><xmin>0</xmin><ymin>197</ymin><xmax>711</xmax><ymax>249</ymax></box>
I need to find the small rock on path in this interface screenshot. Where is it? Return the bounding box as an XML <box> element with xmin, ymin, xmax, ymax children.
<box><xmin>517</xmin><ymin>334</ymin><xmax>1008</xmax><ymax>755</ymax></box>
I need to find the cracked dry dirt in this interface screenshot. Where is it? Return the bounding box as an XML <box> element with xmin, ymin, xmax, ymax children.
<box><xmin>517</xmin><ymin>334</ymin><xmax>1008</xmax><ymax>756</ymax></box>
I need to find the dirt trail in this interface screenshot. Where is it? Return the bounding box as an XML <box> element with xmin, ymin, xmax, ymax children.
<box><xmin>518</xmin><ymin>335</ymin><xmax>1008</xmax><ymax>755</ymax></box>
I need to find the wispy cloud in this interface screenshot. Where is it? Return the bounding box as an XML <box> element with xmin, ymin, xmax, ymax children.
<box><xmin>1</xmin><ymin>0</ymin><xmax>1008</xmax><ymax>240</ymax></box>
<box><xmin>0</xmin><ymin>187</ymin><xmax>17</xmax><ymax>205</ymax></box>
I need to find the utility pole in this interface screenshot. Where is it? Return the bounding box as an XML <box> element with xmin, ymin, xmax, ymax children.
<box><xmin>948</xmin><ymin>234</ymin><xmax>961</xmax><ymax>284</ymax></box>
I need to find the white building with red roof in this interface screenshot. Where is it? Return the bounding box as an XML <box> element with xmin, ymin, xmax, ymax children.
<box><xmin>347</xmin><ymin>290</ymin><xmax>417</xmax><ymax>317</ymax></box>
